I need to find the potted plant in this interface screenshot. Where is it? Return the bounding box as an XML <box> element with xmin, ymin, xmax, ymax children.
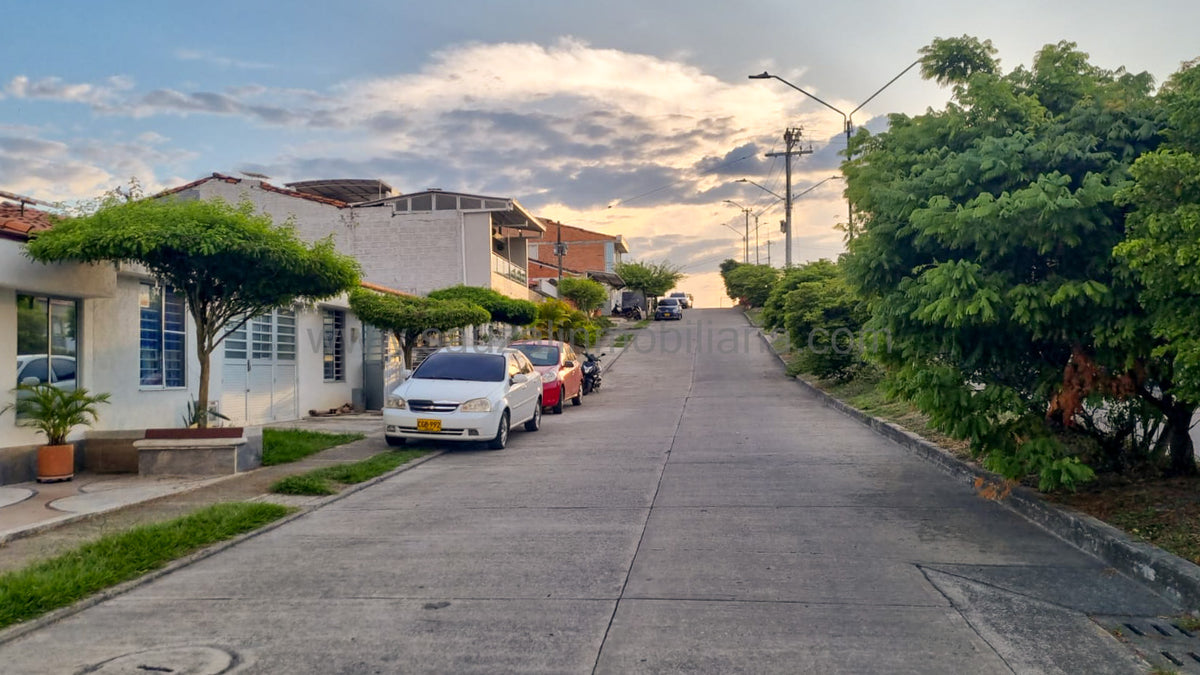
<box><xmin>1</xmin><ymin>383</ymin><xmax>111</xmax><ymax>482</ymax></box>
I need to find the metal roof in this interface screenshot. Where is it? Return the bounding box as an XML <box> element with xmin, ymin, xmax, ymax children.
<box><xmin>285</xmin><ymin>179</ymin><xmax>394</xmax><ymax>203</ymax></box>
<box><xmin>360</xmin><ymin>189</ymin><xmax>545</xmax><ymax>233</ymax></box>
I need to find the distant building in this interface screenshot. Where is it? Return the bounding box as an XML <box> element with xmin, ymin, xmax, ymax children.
<box><xmin>527</xmin><ymin>219</ymin><xmax>629</xmax><ymax>306</ymax></box>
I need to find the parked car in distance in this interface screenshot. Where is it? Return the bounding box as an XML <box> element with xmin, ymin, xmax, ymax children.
<box><xmin>655</xmin><ymin>297</ymin><xmax>684</xmax><ymax>320</ymax></box>
<box><xmin>668</xmin><ymin>291</ymin><xmax>693</xmax><ymax>309</ymax></box>
<box><xmin>383</xmin><ymin>346</ymin><xmax>542</xmax><ymax>450</ymax></box>
<box><xmin>511</xmin><ymin>339</ymin><xmax>584</xmax><ymax>414</ymax></box>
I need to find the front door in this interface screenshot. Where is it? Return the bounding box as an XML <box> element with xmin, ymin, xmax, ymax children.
<box><xmin>220</xmin><ymin>308</ymin><xmax>298</xmax><ymax>425</ymax></box>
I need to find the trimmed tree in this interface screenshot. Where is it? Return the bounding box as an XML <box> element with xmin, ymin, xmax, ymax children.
<box><xmin>349</xmin><ymin>288</ymin><xmax>491</xmax><ymax>369</ymax></box>
<box><xmin>555</xmin><ymin>277</ymin><xmax>608</xmax><ymax>314</ymax></box>
<box><xmin>25</xmin><ymin>197</ymin><xmax>361</xmax><ymax>427</ymax></box>
<box><xmin>427</xmin><ymin>285</ymin><xmax>538</xmax><ymax>326</ymax></box>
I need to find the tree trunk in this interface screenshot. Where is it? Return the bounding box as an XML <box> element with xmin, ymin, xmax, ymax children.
<box><xmin>196</xmin><ymin>346</ymin><xmax>212</xmax><ymax>429</ymax></box>
<box><xmin>1165</xmin><ymin>402</ymin><xmax>1197</xmax><ymax>476</ymax></box>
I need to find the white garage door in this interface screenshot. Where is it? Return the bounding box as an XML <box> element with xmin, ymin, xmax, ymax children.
<box><xmin>220</xmin><ymin>308</ymin><xmax>297</xmax><ymax>426</ymax></box>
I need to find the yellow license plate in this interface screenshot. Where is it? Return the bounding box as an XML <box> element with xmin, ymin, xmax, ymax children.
<box><xmin>417</xmin><ymin>419</ymin><xmax>442</xmax><ymax>432</ymax></box>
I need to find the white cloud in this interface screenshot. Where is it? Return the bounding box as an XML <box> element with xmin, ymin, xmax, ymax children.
<box><xmin>174</xmin><ymin>48</ymin><xmax>274</xmax><ymax>70</ymax></box>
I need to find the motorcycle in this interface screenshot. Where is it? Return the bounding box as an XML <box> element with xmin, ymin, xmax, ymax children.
<box><xmin>611</xmin><ymin>305</ymin><xmax>643</xmax><ymax>321</ymax></box>
<box><xmin>581</xmin><ymin>352</ymin><xmax>604</xmax><ymax>394</ymax></box>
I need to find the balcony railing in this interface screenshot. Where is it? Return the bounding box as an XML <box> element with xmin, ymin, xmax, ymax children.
<box><xmin>491</xmin><ymin>253</ymin><xmax>527</xmax><ymax>284</ymax></box>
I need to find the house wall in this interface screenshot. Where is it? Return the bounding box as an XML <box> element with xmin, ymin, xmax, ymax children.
<box><xmin>295</xmin><ymin>299</ymin><xmax>363</xmax><ymax>414</ymax></box>
<box><xmin>463</xmin><ymin>212</ymin><xmax>491</xmax><ymax>289</ymax></box>
<box><xmin>88</xmin><ymin>273</ymin><xmax>200</xmax><ymax>432</ymax></box>
<box><xmin>184</xmin><ymin>180</ymin><xmax>465</xmax><ymax>295</ymax></box>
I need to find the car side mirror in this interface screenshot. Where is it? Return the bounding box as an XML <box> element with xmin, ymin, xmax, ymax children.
<box><xmin>401</xmin><ymin>369</ymin><xmax>412</xmax><ymax>380</ymax></box>
<box><xmin>510</xmin><ymin>373</ymin><xmax>527</xmax><ymax>385</ymax></box>
<box><xmin>20</xmin><ymin>376</ymin><xmax>40</xmax><ymax>387</ymax></box>
<box><xmin>563</xmin><ymin>360</ymin><xmax>575</xmax><ymax>368</ymax></box>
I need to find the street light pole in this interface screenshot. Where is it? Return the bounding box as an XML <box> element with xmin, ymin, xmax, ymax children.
<box><xmin>750</xmin><ymin>59</ymin><xmax>921</xmax><ymax>239</ymax></box>
<box><xmin>723</xmin><ymin>199</ymin><xmax>753</xmax><ymax>264</ymax></box>
<box><xmin>720</xmin><ymin>221</ymin><xmax>748</xmax><ymax>263</ymax></box>
<box><xmin>735</xmin><ymin>176</ymin><xmax>841</xmax><ymax>265</ymax></box>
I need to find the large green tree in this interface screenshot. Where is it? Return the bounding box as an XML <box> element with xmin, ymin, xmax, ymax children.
<box><xmin>1115</xmin><ymin>59</ymin><xmax>1200</xmax><ymax>474</ymax></box>
<box><xmin>349</xmin><ymin>289</ymin><xmax>491</xmax><ymax>369</ymax></box>
<box><xmin>26</xmin><ymin>197</ymin><xmax>361</xmax><ymax>427</ymax></box>
<box><xmin>843</xmin><ymin>37</ymin><xmax>1174</xmax><ymax>487</ymax></box>
<box><xmin>615</xmin><ymin>260</ymin><xmax>684</xmax><ymax>303</ymax></box>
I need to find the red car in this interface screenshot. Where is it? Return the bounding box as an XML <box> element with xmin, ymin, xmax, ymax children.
<box><xmin>510</xmin><ymin>339</ymin><xmax>584</xmax><ymax>414</ymax></box>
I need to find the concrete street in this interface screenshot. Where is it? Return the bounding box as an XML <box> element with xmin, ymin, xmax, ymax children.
<box><xmin>0</xmin><ymin>309</ymin><xmax>1180</xmax><ymax>673</ymax></box>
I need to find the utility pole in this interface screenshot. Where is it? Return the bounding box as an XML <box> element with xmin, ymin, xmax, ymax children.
<box><xmin>765</xmin><ymin>127</ymin><xmax>811</xmax><ymax>268</ymax></box>
<box><xmin>554</xmin><ymin>221</ymin><xmax>567</xmax><ymax>283</ymax></box>
<box><xmin>766</xmin><ymin>239</ymin><xmax>772</xmax><ymax>267</ymax></box>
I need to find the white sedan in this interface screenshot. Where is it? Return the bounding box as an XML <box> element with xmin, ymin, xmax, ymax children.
<box><xmin>383</xmin><ymin>346</ymin><xmax>543</xmax><ymax>449</ymax></box>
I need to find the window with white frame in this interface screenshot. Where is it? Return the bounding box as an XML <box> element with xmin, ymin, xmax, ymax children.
<box><xmin>140</xmin><ymin>282</ymin><xmax>186</xmax><ymax>388</ymax></box>
<box><xmin>16</xmin><ymin>294</ymin><xmax>79</xmax><ymax>390</ymax></box>
<box><xmin>323</xmin><ymin>309</ymin><xmax>345</xmax><ymax>382</ymax></box>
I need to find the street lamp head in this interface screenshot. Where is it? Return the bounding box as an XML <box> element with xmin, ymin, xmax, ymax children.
<box><xmin>735</xmin><ymin>178</ymin><xmax>748</xmax><ymax>183</ymax></box>
<box><xmin>748</xmin><ymin>72</ymin><xmax>772</xmax><ymax>79</ymax></box>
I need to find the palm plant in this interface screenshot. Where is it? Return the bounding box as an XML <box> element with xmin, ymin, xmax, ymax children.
<box><xmin>2</xmin><ymin>383</ymin><xmax>111</xmax><ymax>445</ymax></box>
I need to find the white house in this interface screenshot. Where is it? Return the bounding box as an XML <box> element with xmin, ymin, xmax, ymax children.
<box><xmin>0</xmin><ymin>194</ymin><xmax>365</xmax><ymax>483</ymax></box>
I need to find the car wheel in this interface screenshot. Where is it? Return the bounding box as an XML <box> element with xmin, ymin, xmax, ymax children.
<box><xmin>385</xmin><ymin>436</ymin><xmax>406</xmax><ymax>447</ymax></box>
<box><xmin>489</xmin><ymin>411</ymin><xmax>510</xmax><ymax>449</ymax></box>
<box><xmin>552</xmin><ymin>386</ymin><xmax>565</xmax><ymax>414</ymax></box>
<box><xmin>571</xmin><ymin>385</ymin><xmax>583</xmax><ymax>406</ymax></box>
<box><xmin>524</xmin><ymin>399</ymin><xmax>542</xmax><ymax>431</ymax></box>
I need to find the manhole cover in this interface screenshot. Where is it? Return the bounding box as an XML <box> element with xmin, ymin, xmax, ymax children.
<box><xmin>79</xmin><ymin>645</ymin><xmax>237</xmax><ymax>674</ymax></box>
<box><xmin>1093</xmin><ymin>616</ymin><xmax>1200</xmax><ymax>673</ymax></box>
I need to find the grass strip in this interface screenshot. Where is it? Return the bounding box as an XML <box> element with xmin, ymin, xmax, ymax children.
<box><xmin>270</xmin><ymin>449</ymin><xmax>430</xmax><ymax>496</ymax></box>
<box><xmin>614</xmin><ymin>334</ymin><xmax>634</xmax><ymax>348</ymax></box>
<box><xmin>633</xmin><ymin>318</ymin><xmax>652</xmax><ymax>329</ymax></box>
<box><xmin>0</xmin><ymin>502</ymin><xmax>293</xmax><ymax>630</ymax></box>
<box><xmin>262</xmin><ymin>428</ymin><xmax>365</xmax><ymax>466</ymax></box>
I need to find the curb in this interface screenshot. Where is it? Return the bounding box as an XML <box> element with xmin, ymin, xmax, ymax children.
<box><xmin>0</xmin><ymin>449</ymin><xmax>445</xmax><ymax>647</ymax></box>
<box><xmin>750</xmin><ymin>321</ymin><xmax>1200</xmax><ymax>611</ymax></box>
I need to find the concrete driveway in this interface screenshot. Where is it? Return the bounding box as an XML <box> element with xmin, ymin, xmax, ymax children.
<box><xmin>0</xmin><ymin>309</ymin><xmax>1179</xmax><ymax>673</ymax></box>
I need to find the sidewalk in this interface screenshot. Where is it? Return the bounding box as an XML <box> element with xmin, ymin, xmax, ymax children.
<box><xmin>0</xmin><ymin>415</ymin><xmax>387</xmax><ymax>546</ymax></box>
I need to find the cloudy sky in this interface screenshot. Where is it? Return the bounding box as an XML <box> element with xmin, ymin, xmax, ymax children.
<box><xmin>3</xmin><ymin>1</ymin><xmax>1198</xmax><ymax>306</ymax></box>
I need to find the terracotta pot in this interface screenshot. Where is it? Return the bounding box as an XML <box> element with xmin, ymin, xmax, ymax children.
<box><xmin>37</xmin><ymin>443</ymin><xmax>75</xmax><ymax>482</ymax></box>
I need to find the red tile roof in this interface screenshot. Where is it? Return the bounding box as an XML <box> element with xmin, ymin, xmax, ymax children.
<box><xmin>0</xmin><ymin>202</ymin><xmax>52</xmax><ymax>241</ymax></box>
<box><xmin>360</xmin><ymin>280</ymin><xmax>413</xmax><ymax>297</ymax></box>
<box><xmin>154</xmin><ymin>173</ymin><xmax>351</xmax><ymax>208</ymax></box>
<box><xmin>528</xmin><ymin>258</ymin><xmax>582</xmax><ymax>278</ymax></box>
<box><xmin>532</xmin><ymin>218</ymin><xmax>620</xmax><ymax>243</ymax></box>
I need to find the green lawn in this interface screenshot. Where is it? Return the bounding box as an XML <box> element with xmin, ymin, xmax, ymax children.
<box><xmin>271</xmin><ymin>449</ymin><xmax>430</xmax><ymax>496</ymax></box>
<box><xmin>261</xmin><ymin>428</ymin><xmax>366</xmax><ymax>465</ymax></box>
<box><xmin>0</xmin><ymin>502</ymin><xmax>292</xmax><ymax>630</ymax></box>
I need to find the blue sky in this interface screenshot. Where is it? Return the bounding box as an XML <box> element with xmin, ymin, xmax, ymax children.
<box><xmin>3</xmin><ymin>1</ymin><xmax>1199</xmax><ymax>304</ymax></box>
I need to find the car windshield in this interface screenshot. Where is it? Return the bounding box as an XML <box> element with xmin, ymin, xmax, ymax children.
<box><xmin>513</xmin><ymin>344</ymin><xmax>560</xmax><ymax>367</ymax></box>
<box><xmin>412</xmin><ymin>352</ymin><xmax>505</xmax><ymax>382</ymax></box>
<box><xmin>659</xmin><ymin>298</ymin><xmax>679</xmax><ymax>306</ymax></box>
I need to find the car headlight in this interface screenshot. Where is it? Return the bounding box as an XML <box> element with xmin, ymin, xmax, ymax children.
<box><xmin>460</xmin><ymin>398</ymin><xmax>492</xmax><ymax>413</ymax></box>
<box><xmin>541</xmin><ymin>370</ymin><xmax>558</xmax><ymax>383</ymax></box>
<box><xmin>386</xmin><ymin>396</ymin><xmax>406</xmax><ymax>410</ymax></box>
